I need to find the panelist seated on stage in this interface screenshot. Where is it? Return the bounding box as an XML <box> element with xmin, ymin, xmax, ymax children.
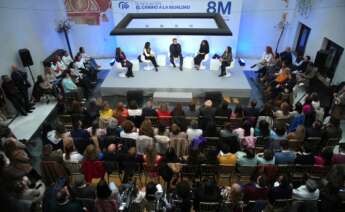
<box><xmin>115</xmin><ymin>47</ymin><xmax>134</xmax><ymax>78</ymax></box>
<box><xmin>194</xmin><ymin>40</ymin><xmax>209</xmax><ymax>70</ymax></box>
<box><xmin>169</xmin><ymin>38</ymin><xmax>183</xmax><ymax>71</ymax></box>
<box><xmin>142</xmin><ymin>42</ymin><xmax>159</xmax><ymax>72</ymax></box>
<box><xmin>214</xmin><ymin>46</ymin><xmax>233</xmax><ymax>77</ymax></box>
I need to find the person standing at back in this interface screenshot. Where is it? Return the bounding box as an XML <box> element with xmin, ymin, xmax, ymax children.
<box><xmin>169</xmin><ymin>38</ymin><xmax>183</xmax><ymax>71</ymax></box>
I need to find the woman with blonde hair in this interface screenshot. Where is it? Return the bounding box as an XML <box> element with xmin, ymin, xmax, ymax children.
<box><xmin>84</xmin><ymin>144</ymin><xmax>98</xmax><ymax>160</ymax></box>
<box><xmin>157</xmin><ymin>103</ymin><xmax>171</xmax><ymax>126</ymax></box>
<box><xmin>63</xmin><ymin>137</ymin><xmax>83</xmax><ymax>162</ymax></box>
<box><xmin>143</xmin><ymin>144</ymin><xmax>163</xmax><ymax>179</ymax></box>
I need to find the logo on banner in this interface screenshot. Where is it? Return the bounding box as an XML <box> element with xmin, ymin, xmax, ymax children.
<box><xmin>118</xmin><ymin>1</ymin><xmax>130</xmax><ymax>10</ymax></box>
<box><xmin>207</xmin><ymin>1</ymin><xmax>231</xmax><ymax>15</ymax></box>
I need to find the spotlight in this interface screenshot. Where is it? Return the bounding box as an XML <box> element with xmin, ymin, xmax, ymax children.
<box><xmin>238</xmin><ymin>58</ymin><xmax>246</xmax><ymax>66</ymax></box>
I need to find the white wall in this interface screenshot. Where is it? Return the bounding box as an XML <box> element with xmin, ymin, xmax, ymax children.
<box><xmin>237</xmin><ymin>0</ymin><xmax>297</xmax><ymax>58</ymax></box>
<box><xmin>0</xmin><ymin>0</ymin><xmax>67</xmax><ymax>81</ymax></box>
<box><xmin>287</xmin><ymin>0</ymin><xmax>345</xmax><ymax>85</ymax></box>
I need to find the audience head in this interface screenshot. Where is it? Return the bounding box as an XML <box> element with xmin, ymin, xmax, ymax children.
<box><xmin>56</xmin><ymin>186</ymin><xmax>71</xmax><ymax>204</ymax></box>
<box><xmin>277</xmin><ymin>174</ymin><xmax>290</xmax><ymax>188</ymax></box>
<box><xmin>165</xmin><ymin>147</ymin><xmax>178</xmax><ymax>162</ymax></box>
<box><xmin>280</xmin><ymin>139</ymin><xmax>289</xmax><ymax>150</ymax></box>
<box><xmin>139</xmin><ymin>119</ymin><xmax>154</xmax><ymax>137</ymax></box>
<box><xmin>157</xmin><ymin>122</ymin><xmax>166</xmax><ymax>135</ymax></box>
<box><xmin>266</xmin><ymin>46</ymin><xmax>273</xmax><ymax>55</ymax></box>
<box><xmin>234</xmin><ymin>105</ymin><xmax>243</xmax><ymax>117</ymax></box>
<box><xmin>204</xmin><ymin>177</ymin><xmax>218</xmax><ymax>195</ymax></box>
<box><xmin>145</xmin><ymin>181</ymin><xmax>157</xmax><ymax>201</ymax></box>
<box><xmin>250</xmin><ymin>100</ymin><xmax>257</xmax><ymax>108</ymax></box>
<box><xmin>71</xmin><ymin>119</ymin><xmax>82</xmax><ymax>130</ymax></box>
<box><xmin>275</xmin><ymin>126</ymin><xmax>286</xmax><ymax>137</ymax></box>
<box><xmin>190</xmin><ymin>120</ymin><xmax>199</xmax><ymax>130</ymax></box>
<box><xmin>262</xmin><ymin>103</ymin><xmax>273</xmax><ymax>116</ymax></box>
<box><xmin>256</xmin><ymin>175</ymin><xmax>267</xmax><ymax>188</ymax></box>
<box><xmin>263</xmin><ymin>149</ymin><xmax>274</xmax><ymax>161</ymax></box>
<box><xmin>144</xmin><ymin>42</ymin><xmax>151</xmax><ymax>49</ymax></box>
<box><xmin>107</xmin><ymin>144</ymin><xmax>116</xmax><ymax>153</ymax></box>
<box><xmin>145</xmin><ymin>144</ymin><xmax>158</xmax><ymax>167</ymax></box>
<box><xmin>128</xmin><ymin>100</ymin><xmax>138</xmax><ymax>110</ymax></box>
<box><xmin>294</xmin><ymin>102</ymin><xmax>303</xmax><ymax>114</ymax></box>
<box><xmin>311</xmin><ymin>92</ymin><xmax>319</xmax><ymax>102</ymax></box>
<box><xmin>74</xmin><ymin>53</ymin><xmax>82</xmax><ymax>62</ymax></box>
<box><xmin>201</xmin><ymin>40</ymin><xmax>209</xmax><ymax>48</ymax></box>
<box><xmin>42</xmin><ymin>144</ymin><xmax>53</xmax><ymax>158</ymax></box>
<box><xmin>188</xmin><ymin>102</ymin><xmax>196</xmax><ymax>112</ymax></box>
<box><xmin>159</xmin><ymin>103</ymin><xmax>169</xmax><ymax>112</ymax></box>
<box><xmin>244</xmin><ymin>147</ymin><xmax>255</xmax><ymax>159</ymax></box>
<box><xmin>230</xmin><ymin>183</ymin><xmax>242</xmax><ymax>203</ymax></box>
<box><xmin>122</xmin><ymin>120</ymin><xmax>135</xmax><ymax>133</ymax></box>
<box><xmin>172</xmin><ymin>38</ymin><xmax>177</xmax><ymax>44</ymax></box>
<box><xmin>36</xmin><ymin>75</ymin><xmax>44</xmax><ymax>83</ymax></box>
<box><xmin>173</xmin><ymin>103</ymin><xmax>184</xmax><ymax>115</ymax></box>
<box><xmin>170</xmin><ymin>123</ymin><xmax>181</xmax><ymax>135</ymax></box>
<box><xmin>258</xmin><ymin>120</ymin><xmax>270</xmax><ymax>137</ymax></box>
<box><xmin>96</xmin><ymin>179</ymin><xmax>112</xmax><ymax>199</ymax></box>
<box><xmin>71</xmin><ymin>100</ymin><xmax>83</xmax><ymax>113</ymax></box>
<box><xmin>204</xmin><ymin>99</ymin><xmax>213</xmax><ymax>108</ymax></box>
<box><xmin>280</xmin><ymin>102</ymin><xmax>290</xmax><ymax>115</ymax></box>
<box><xmin>146</xmin><ymin>99</ymin><xmax>154</xmax><ymax>109</ymax></box>
<box><xmin>84</xmin><ymin>144</ymin><xmax>97</xmax><ymax>160</ymax></box>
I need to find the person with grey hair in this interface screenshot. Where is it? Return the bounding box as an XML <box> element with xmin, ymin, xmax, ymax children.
<box><xmin>186</xmin><ymin>120</ymin><xmax>203</xmax><ymax>142</ymax></box>
<box><xmin>292</xmin><ymin>179</ymin><xmax>320</xmax><ymax>200</ymax></box>
<box><xmin>71</xmin><ymin>175</ymin><xmax>96</xmax><ymax>199</ymax></box>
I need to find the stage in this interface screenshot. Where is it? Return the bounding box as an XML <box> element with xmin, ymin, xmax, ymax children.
<box><xmin>99</xmin><ymin>59</ymin><xmax>252</xmax><ymax>98</ymax></box>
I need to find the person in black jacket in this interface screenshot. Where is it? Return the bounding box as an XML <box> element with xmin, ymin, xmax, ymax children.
<box><xmin>115</xmin><ymin>47</ymin><xmax>134</xmax><ymax>78</ymax></box>
<box><xmin>194</xmin><ymin>40</ymin><xmax>209</xmax><ymax>70</ymax></box>
<box><xmin>1</xmin><ymin>75</ymin><xmax>30</xmax><ymax>116</ymax></box>
<box><xmin>169</xmin><ymin>38</ymin><xmax>183</xmax><ymax>71</ymax></box>
<box><xmin>10</xmin><ymin>64</ymin><xmax>34</xmax><ymax>110</ymax></box>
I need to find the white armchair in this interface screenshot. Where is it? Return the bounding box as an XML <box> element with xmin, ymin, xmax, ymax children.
<box><xmin>114</xmin><ymin>62</ymin><xmax>127</xmax><ymax>78</ymax></box>
<box><xmin>225</xmin><ymin>60</ymin><xmax>235</xmax><ymax>77</ymax></box>
<box><xmin>140</xmin><ymin>55</ymin><xmax>154</xmax><ymax>71</ymax></box>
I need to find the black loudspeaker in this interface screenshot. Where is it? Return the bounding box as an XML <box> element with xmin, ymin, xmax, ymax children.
<box><xmin>204</xmin><ymin>92</ymin><xmax>223</xmax><ymax>107</ymax></box>
<box><xmin>19</xmin><ymin>48</ymin><xmax>34</xmax><ymax>66</ymax></box>
<box><xmin>314</xmin><ymin>50</ymin><xmax>328</xmax><ymax>69</ymax></box>
<box><xmin>127</xmin><ymin>90</ymin><xmax>144</xmax><ymax>107</ymax></box>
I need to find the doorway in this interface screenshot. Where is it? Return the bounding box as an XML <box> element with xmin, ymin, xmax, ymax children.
<box><xmin>294</xmin><ymin>23</ymin><xmax>311</xmax><ymax>56</ymax></box>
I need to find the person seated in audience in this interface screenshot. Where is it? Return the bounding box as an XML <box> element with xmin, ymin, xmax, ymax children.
<box><xmin>32</xmin><ymin>75</ymin><xmax>57</xmax><ymax>102</ymax></box>
<box><xmin>127</xmin><ymin>100</ymin><xmax>143</xmax><ymax>127</ymax></box>
<box><xmin>169</xmin><ymin>38</ymin><xmax>184</xmax><ymax>71</ymax></box>
<box><xmin>288</xmin><ymin>102</ymin><xmax>305</xmax><ymax>132</ymax></box>
<box><xmin>322</xmin><ymin>117</ymin><xmax>342</xmax><ymax>142</ymax></box>
<box><xmin>194</xmin><ymin>177</ymin><xmax>221</xmax><ymax>211</ymax></box>
<box><xmin>215</xmin><ymin>101</ymin><xmax>232</xmax><ymax>117</ymax></box>
<box><xmin>4</xmin><ymin>139</ymin><xmax>34</xmax><ymax>174</ymax></box>
<box><xmin>255</xmin><ymin>120</ymin><xmax>277</xmax><ymax>139</ymax></box>
<box><xmin>236</xmin><ymin>147</ymin><xmax>258</xmax><ymax>166</ymax></box>
<box><xmin>185</xmin><ymin>102</ymin><xmax>199</xmax><ymax>117</ymax></box>
<box><xmin>85</xmin><ymin>98</ymin><xmax>100</xmax><ymax>126</ymax></box>
<box><xmin>142</xmin><ymin>42</ymin><xmax>159</xmax><ymax>71</ymax></box>
<box><xmin>99</xmin><ymin>101</ymin><xmax>114</xmax><ymax>128</ymax></box>
<box><xmin>102</xmin><ymin>144</ymin><xmax>118</xmax><ymax>173</ymax></box>
<box><xmin>218</xmin><ymin>150</ymin><xmax>237</xmax><ymax>166</ymax></box>
<box><xmin>51</xmin><ymin>55</ymin><xmax>67</xmax><ymax>77</ymax></box>
<box><xmin>194</xmin><ymin>40</ymin><xmax>210</xmax><ymax>70</ymax></box>
<box><xmin>70</xmin><ymin>100</ymin><xmax>87</xmax><ymax>125</ymax></box>
<box><xmin>113</xmin><ymin>101</ymin><xmax>128</xmax><ymax>124</ymax></box>
<box><xmin>44</xmin><ymin>66</ymin><xmax>57</xmax><ymax>83</ymax></box>
<box><xmin>272</xmin><ymin>126</ymin><xmax>287</xmax><ymax>142</ymax></box>
<box><xmin>63</xmin><ymin>137</ymin><xmax>83</xmax><ymax>162</ymax></box>
<box><xmin>144</xmin><ymin>181</ymin><xmax>164</xmax><ymax>208</ymax></box>
<box><xmin>156</xmin><ymin>103</ymin><xmax>171</xmax><ymax>126</ymax></box>
<box><xmin>169</xmin><ymin>123</ymin><xmax>188</xmax><ymax>158</ymax></box>
<box><xmin>274</xmin><ymin>139</ymin><xmax>296</xmax><ymax>164</ymax></box>
<box><xmin>61</xmin><ymin>50</ymin><xmax>73</xmax><ymax>67</ymax></box>
<box><xmin>279</xmin><ymin>47</ymin><xmax>293</xmax><ymax>66</ymax></box>
<box><xmin>242</xmin><ymin>174</ymin><xmax>269</xmax><ymax>202</ymax></box>
<box><xmin>274</xmin><ymin>101</ymin><xmax>291</xmax><ymax>119</ymax></box>
<box><xmin>295</xmin><ymin>145</ymin><xmax>315</xmax><ymax>165</ymax></box>
<box><xmin>86</xmin><ymin>120</ymin><xmax>106</xmax><ymax>139</ymax></box>
<box><xmin>61</xmin><ymin>69</ymin><xmax>78</xmax><ymax>93</ymax></box>
<box><xmin>71</xmin><ymin>175</ymin><xmax>96</xmax><ymax>199</ymax></box>
<box><xmin>172</xmin><ymin>180</ymin><xmax>192</xmax><ymax>211</ymax></box>
<box><xmin>115</xmin><ymin>47</ymin><xmax>134</xmax><ymax>78</ymax></box>
<box><xmin>81</xmin><ymin>144</ymin><xmax>106</xmax><ymax>183</ymax></box>
<box><xmin>231</xmin><ymin>105</ymin><xmax>244</xmax><ymax>119</ymax></box>
<box><xmin>137</xmin><ymin>119</ymin><xmax>154</xmax><ymax>155</ymax></box>
<box><xmin>199</xmin><ymin>99</ymin><xmax>216</xmax><ymax>130</ymax></box>
<box><xmin>46</xmin><ymin>122</ymin><xmax>69</xmax><ymax>151</ymax></box>
<box><xmin>305</xmin><ymin>120</ymin><xmax>322</xmax><ymax>139</ymax></box>
<box><xmin>70</xmin><ymin>119</ymin><xmax>92</xmax><ymax>154</ymax></box>
<box><xmin>218</xmin><ymin>46</ymin><xmax>233</xmax><ymax>77</ymax></box>
<box><xmin>95</xmin><ymin>179</ymin><xmax>118</xmax><ymax>211</ymax></box>
<box><xmin>143</xmin><ymin>144</ymin><xmax>163</xmax><ymax>179</ymax></box>
<box><xmin>257</xmin><ymin>149</ymin><xmax>275</xmax><ymax>165</ymax></box>
<box><xmin>268</xmin><ymin>174</ymin><xmax>292</xmax><ymax>205</ymax></box>
<box><xmin>79</xmin><ymin>46</ymin><xmax>101</xmax><ymax>69</ymax></box>
<box><xmin>42</xmin><ymin>144</ymin><xmax>63</xmax><ymax>162</ymax></box>
<box><xmin>295</xmin><ymin>62</ymin><xmax>317</xmax><ymax>86</ymax></box>
<box><xmin>117</xmin><ymin>146</ymin><xmax>139</xmax><ymax>183</ymax></box>
<box><xmin>294</xmin><ymin>55</ymin><xmax>311</xmax><ymax>73</ymax></box>
<box><xmin>219</xmin><ymin>122</ymin><xmax>241</xmax><ymax>153</ymax></box>
<box><xmin>142</xmin><ymin>99</ymin><xmax>157</xmax><ymax>118</ymax></box>
<box><xmin>244</xmin><ymin>100</ymin><xmax>260</xmax><ymax>119</ymax></box>
<box><xmin>186</xmin><ymin>120</ymin><xmax>203</xmax><ymax>142</ymax></box>
<box><xmin>120</xmin><ymin>120</ymin><xmax>138</xmax><ymax>140</ymax></box>
<box><xmin>314</xmin><ymin>146</ymin><xmax>333</xmax><ymax>166</ymax></box>
<box><xmin>154</xmin><ymin>123</ymin><xmax>170</xmax><ymax>155</ymax></box>
<box><xmin>253</xmin><ymin>46</ymin><xmax>274</xmax><ymax>73</ymax></box>
<box><xmin>171</xmin><ymin>102</ymin><xmax>186</xmax><ymax>120</ymax></box>
<box><xmin>257</xmin><ymin>103</ymin><xmax>274</xmax><ymax>128</ymax></box>
<box><xmin>54</xmin><ymin>186</ymin><xmax>84</xmax><ymax>211</ymax></box>
<box><xmin>106</xmin><ymin>118</ymin><xmax>122</xmax><ymax>137</ymax></box>
<box><xmin>292</xmin><ymin>178</ymin><xmax>319</xmax><ymax>200</ymax></box>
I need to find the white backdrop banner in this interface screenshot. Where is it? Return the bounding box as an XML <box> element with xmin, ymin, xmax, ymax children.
<box><xmin>112</xmin><ymin>0</ymin><xmax>243</xmax><ymax>57</ymax></box>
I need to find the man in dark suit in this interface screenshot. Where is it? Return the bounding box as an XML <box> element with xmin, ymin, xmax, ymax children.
<box><xmin>169</xmin><ymin>38</ymin><xmax>183</xmax><ymax>71</ymax></box>
<box><xmin>1</xmin><ymin>75</ymin><xmax>30</xmax><ymax>116</ymax></box>
<box><xmin>10</xmin><ymin>64</ymin><xmax>34</xmax><ymax>111</ymax></box>
<box><xmin>142</xmin><ymin>100</ymin><xmax>157</xmax><ymax>118</ymax></box>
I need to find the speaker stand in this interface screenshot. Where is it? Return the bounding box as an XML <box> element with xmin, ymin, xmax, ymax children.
<box><xmin>26</xmin><ymin>66</ymin><xmax>35</xmax><ymax>84</ymax></box>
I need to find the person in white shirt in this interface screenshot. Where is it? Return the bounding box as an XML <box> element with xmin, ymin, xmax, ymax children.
<box><xmin>292</xmin><ymin>179</ymin><xmax>320</xmax><ymax>200</ymax></box>
<box><xmin>252</xmin><ymin>46</ymin><xmax>274</xmax><ymax>71</ymax></box>
<box><xmin>73</xmin><ymin>53</ymin><xmax>86</xmax><ymax>76</ymax></box>
<box><xmin>62</xmin><ymin>50</ymin><xmax>73</xmax><ymax>67</ymax></box>
<box><xmin>79</xmin><ymin>46</ymin><xmax>101</xmax><ymax>69</ymax></box>
<box><xmin>186</xmin><ymin>120</ymin><xmax>203</xmax><ymax>142</ymax></box>
<box><xmin>120</xmin><ymin>120</ymin><xmax>139</xmax><ymax>140</ymax></box>
<box><xmin>143</xmin><ymin>42</ymin><xmax>159</xmax><ymax>71</ymax></box>
<box><xmin>154</xmin><ymin>124</ymin><xmax>170</xmax><ymax>154</ymax></box>
<box><xmin>62</xmin><ymin>137</ymin><xmax>83</xmax><ymax>162</ymax></box>
<box><xmin>51</xmin><ymin>55</ymin><xmax>67</xmax><ymax>77</ymax></box>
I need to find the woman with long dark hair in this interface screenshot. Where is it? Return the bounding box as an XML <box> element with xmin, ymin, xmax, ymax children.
<box><xmin>219</xmin><ymin>46</ymin><xmax>233</xmax><ymax>77</ymax></box>
<box><xmin>143</xmin><ymin>42</ymin><xmax>159</xmax><ymax>71</ymax></box>
<box><xmin>194</xmin><ymin>40</ymin><xmax>209</xmax><ymax>70</ymax></box>
<box><xmin>115</xmin><ymin>47</ymin><xmax>134</xmax><ymax>78</ymax></box>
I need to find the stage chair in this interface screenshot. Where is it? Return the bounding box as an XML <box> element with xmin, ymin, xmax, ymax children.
<box><xmin>210</xmin><ymin>58</ymin><xmax>221</xmax><ymax>71</ymax></box>
<box><xmin>200</xmin><ymin>53</ymin><xmax>209</xmax><ymax>70</ymax></box>
<box><xmin>140</xmin><ymin>55</ymin><xmax>154</xmax><ymax>71</ymax></box>
<box><xmin>225</xmin><ymin>60</ymin><xmax>235</xmax><ymax>77</ymax></box>
<box><xmin>114</xmin><ymin>61</ymin><xmax>127</xmax><ymax>78</ymax></box>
